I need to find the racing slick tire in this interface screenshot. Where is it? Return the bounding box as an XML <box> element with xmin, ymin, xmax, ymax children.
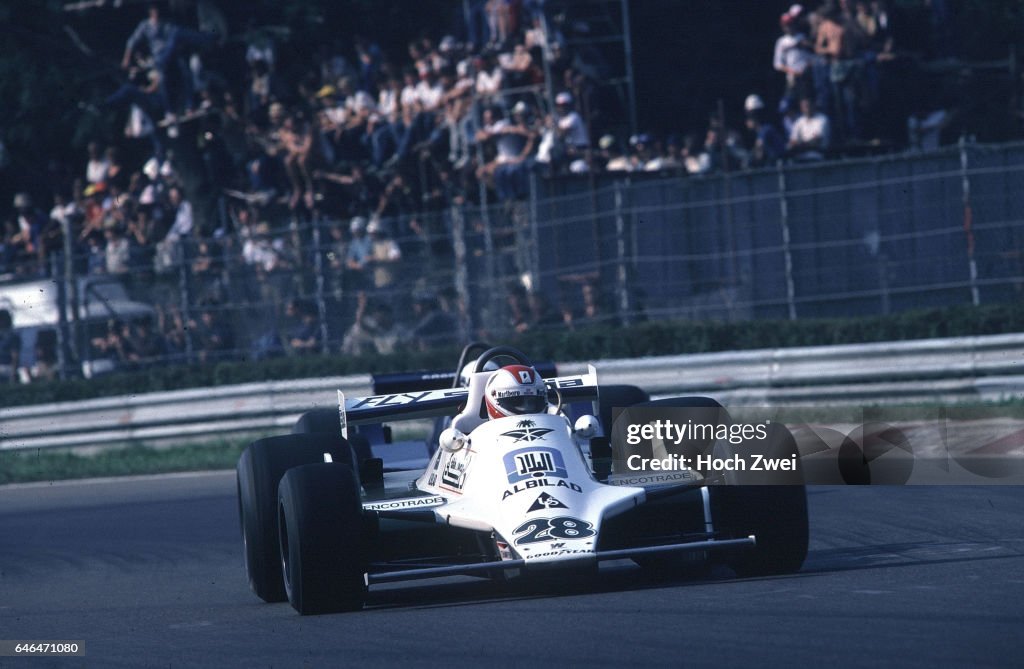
<box><xmin>613</xmin><ymin>396</ymin><xmax>728</xmax><ymax>575</ymax></box>
<box><xmin>709</xmin><ymin>423</ymin><xmax>809</xmax><ymax>577</ymax></box>
<box><xmin>597</xmin><ymin>384</ymin><xmax>650</xmax><ymax>437</ymax></box>
<box><xmin>237</xmin><ymin>434</ymin><xmax>352</xmax><ymax>603</ymax></box>
<box><xmin>293</xmin><ymin>408</ymin><xmax>373</xmax><ymax>465</ymax></box>
<box><xmin>278</xmin><ymin>463</ymin><xmax>366</xmax><ymax>614</ymax></box>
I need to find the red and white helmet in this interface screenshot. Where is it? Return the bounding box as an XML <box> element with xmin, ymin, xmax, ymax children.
<box><xmin>484</xmin><ymin>365</ymin><xmax>548</xmax><ymax>419</ymax></box>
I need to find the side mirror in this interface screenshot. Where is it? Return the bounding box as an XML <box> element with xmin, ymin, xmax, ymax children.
<box><xmin>574</xmin><ymin>414</ymin><xmax>600</xmax><ymax>440</ymax></box>
<box><xmin>439</xmin><ymin>427</ymin><xmax>468</xmax><ymax>451</ymax></box>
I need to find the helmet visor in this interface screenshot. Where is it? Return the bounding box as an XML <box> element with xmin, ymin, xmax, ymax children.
<box><xmin>496</xmin><ymin>393</ymin><xmax>547</xmax><ymax>415</ymax></box>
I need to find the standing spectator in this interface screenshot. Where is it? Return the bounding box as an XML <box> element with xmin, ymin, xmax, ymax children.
<box><xmin>774</xmin><ymin>7</ymin><xmax>813</xmax><ymax>109</ymax></box>
<box><xmin>344</xmin><ymin>216</ymin><xmax>373</xmax><ymax>290</ymax></box>
<box><xmin>485</xmin><ymin>0</ymin><xmax>512</xmax><ymax>48</ymax></box>
<box><xmin>122</xmin><ymin>4</ymin><xmax>173</xmax><ymax>70</ymax></box>
<box><xmin>770</xmin><ymin>6</ymin><xmax>811</xmax><ymax>113</ymax></box>
<box><xmin>553</xmin><ymin>92</ymin><xmax>589</xmax><ymax>172</ymax></box>
<box><xmin>464</xmin><ymin>0</ymin><xmax>491</xmax><ymax>51</ymax></box>
<box><xmin>366</xmin><ymin>217</ymin><xmax>402</xmax><ymax>294</ymax></box>
<box><xmin>104</xmin><ymin>221</ymin><xmax>131</xmax><ymax>276</ymax></box>
<box><xmin>476</xmin><ymin>104</ymin><xmax>535</xmax><ymax>202</ymax></box>
<box><xmin>788</xmin><ymin>96</ymin><xmax>831</xmax><ymax>160</ymax></box>
<box><xmin>0</xmin><ymin>309</ymin><xmax>19</xmax><ymax>384</ymax></box>
<box><xmin>122</xmin><ymin>4</ymin><xmax>217</xmax><ymax>114</ymax></box>
<box><xmin>126</xmin><ymin>208</ymin><xmax>158</xmax><ymax>276</ymax></box>
<box><xmin>165</xmin><ymin>187</ymin><xmax>193</xmax><ymax>241</ymax></box>
<box><xmin>815</xmin><ymin>4</ymin><xmax>864</xmax><ymax>141</ymax></box>
<box><xmin>280</xmin><ymin>113</ymin><xmax>319</xmax><ymax>210</ymax></box>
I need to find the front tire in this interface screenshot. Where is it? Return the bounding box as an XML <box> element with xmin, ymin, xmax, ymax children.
<box><xmin>278</xmin><ymin>463</ymin><xmax>366</xmax><ymax>614</ymax></box>
<box><xmin>236</xmin><ymin>434</ymin><xmax>351</xmax><ymax>602</ymax></box>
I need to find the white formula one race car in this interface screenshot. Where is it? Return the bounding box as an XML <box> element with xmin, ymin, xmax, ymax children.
<box><xmin>236</xmin><ymin>345</ymin><xmax>809</xmax><ymax>614</ymax></box>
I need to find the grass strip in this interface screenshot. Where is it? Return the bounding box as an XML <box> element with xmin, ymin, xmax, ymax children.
<box><xmin>0</xmin><ymin>440</ymin><xmax>250</xmax><ymax>486</ymax></box>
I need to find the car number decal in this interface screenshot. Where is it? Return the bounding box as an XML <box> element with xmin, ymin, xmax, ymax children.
<box><xmin>512</xmin><ymin>516</ymin><xmax>595</xmax><ymax>545</ymax></box>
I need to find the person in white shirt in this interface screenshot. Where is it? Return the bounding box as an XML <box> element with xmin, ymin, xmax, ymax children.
<box><xmin>414</xmin><ymin>69</ymin><xmax>444</xmax><ymax>113</ymax></box>
<box><xmin>474</xmin><ymin>53</ymin><xmax>503</xmax><ymax>103</ymax></box>
<box><xmin>774</xmin><ymin>10</ymin><xmax>812</xmax><ymax>104</ymax></box>
<box><xmin>555</xmin><ymin>92</ymin><xmax>589</xmax><ymax>149</ymax></box>
<box><xmin>788</xmin><ymin>97</ymin><xmax>831</xmax><ymax>161</ymax></box>
<box><xmin>165</xmin><ymin>187</ymin><xmax>193</xmax><ymax>240</ymax></box>
<box><xmin>85</xmin><ymin>142</ymin><xmax>110</xmax><ymax>184</ymax></box>
<box><xmin>399</xmin><ymin>68</ymin><xmax>421</xmax><ymax>112</ymax></box>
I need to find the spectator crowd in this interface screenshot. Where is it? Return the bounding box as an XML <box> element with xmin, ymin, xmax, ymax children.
<box><xmin>0</xmin><ymin>0</ymin><xmax>966</xmax><ymax>382</ymax></box>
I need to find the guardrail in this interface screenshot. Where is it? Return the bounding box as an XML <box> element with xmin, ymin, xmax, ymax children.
<box><xmin>2</xmin><ymin>333</ymin><xmax>1023</xmax><ymax>451</ymax></box>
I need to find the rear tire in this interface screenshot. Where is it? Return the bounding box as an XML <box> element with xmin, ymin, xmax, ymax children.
<box><xmin>293</xmin><ymin>408</ymin><xmax>373</xmax><ymax>465</ymax></box>
<box><xmin>710</xmin><ymin>424</ymin><xmax>809</xmax><ymax>576</ymax></box>
<box><xmin>236</xmin><ymin>434</ymin><xmax>352</xmax><ymax>602</ymax></box>
<box><xmin>605</xmin><ymin>395</ymin><xmax>724</xmax><ymax>576</ymax></box>
<box><xmin>597</xmin><ymin>384</ymin><xmax>650</xmax><ymax>436</ymax></box>
<box><xmin>278</xmin><ymin>463</ymin><xmax>366</xmax><ymax>614</ymax></box>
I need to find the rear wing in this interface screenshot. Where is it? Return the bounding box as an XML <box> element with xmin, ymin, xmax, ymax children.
<box><xmin>338</xmin><ymin>366</ymin><xmax>599</xmax><ymax>433</ymax></box>
<box><xmin>370</xmin><ymin>361</ymin><xmax>557</xmax><ymax>395</ymax></box>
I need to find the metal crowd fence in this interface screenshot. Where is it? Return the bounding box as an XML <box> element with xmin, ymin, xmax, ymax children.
<box><xmin>2</xmin><ymin>140</ymin><xmax>1023</xmax><ymax>381</ymax></box>
<box><xmin>530</xmin><ymin>140</ymin><xmax>1024</xmax><ymax>325</ymax></box>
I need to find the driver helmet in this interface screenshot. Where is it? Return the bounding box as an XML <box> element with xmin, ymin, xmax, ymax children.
<box><xmin>484</xmin><ymin>365</ymin><xmax>548</xmax><ymax>419</ymax></box>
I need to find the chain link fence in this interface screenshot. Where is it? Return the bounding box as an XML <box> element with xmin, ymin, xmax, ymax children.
<box><xmin>2</xmin><ymin>141</ymin><xmax>1023</xmax><ymax>381</ymax></box>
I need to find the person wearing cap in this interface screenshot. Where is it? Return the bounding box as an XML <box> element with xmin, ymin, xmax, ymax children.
<box><xmin>599</xmin><ymin>135</ymin><xmax>631</xmax><ymax>172</ymax></box>
<box><xmin>366</xmin><ymin>217</ymin><xmax>401</xmax><ymax>291</ymax></box>
<box><xmin>745</xmin><ymin>96</ymin><xmax>787</xmax><ymax>167</ymax></box>
<box><xmin>554</xmin><ymin>91</ymin><xmax>589</xmax><ymax>164</ymax></box>
<box><xmin>774</xmin><ymin>6</ymin><xmax>813</xmax><ymax>107</ymax></box>
<box><xmin>345</xmin><ymin>215</ymin><xmax>373</xmax><ymax>275</ymax></box>
<box><xmin>626</xmin><ymin>133</ymin><xmax>653</xmax><ymax>171</ymax></box>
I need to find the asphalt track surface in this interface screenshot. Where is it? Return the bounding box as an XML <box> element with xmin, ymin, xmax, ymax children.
<box><xmin>1</xmin><ymin>473</ymin><xmax>1022</xmax><ymax>668</ymax></box>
